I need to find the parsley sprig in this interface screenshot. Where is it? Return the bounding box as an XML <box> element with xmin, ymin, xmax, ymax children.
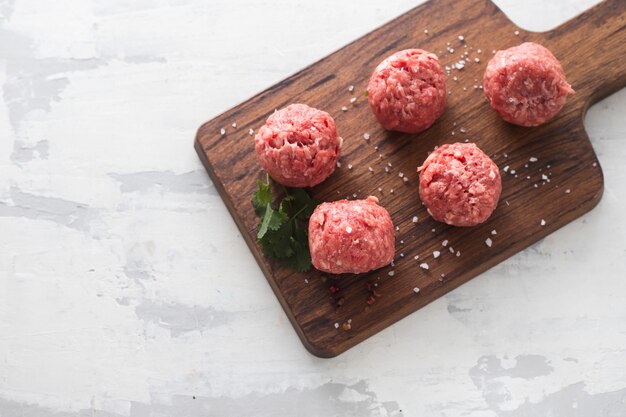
<box><xmin>252</xmin><ymin>174</ymin><xmax>318</xmax><ymax>272</ymax></box>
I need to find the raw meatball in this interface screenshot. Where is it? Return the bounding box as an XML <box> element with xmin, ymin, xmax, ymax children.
<box><xmin>367</xmin><ymin>49</ymin><xmax>446</xmax><ymax>133</ymax></box>
<box><xmin>418</xmin><ymin>143</ymin><xmax>501</xmax><ymax>227</ymax></box>
<box><xmin>308</xmin><ymin>196</ymin><xmax>395</xmax><ymax>274</ymax></box>
<box><xmin>254</xmin><ymin>104</ymin><xmax>342</xmax><ymax>187</ymax></box>
<box><xmin>483</xmin><ymin>42</ymin><xmax>574</xmax><ymax>126</ymax></box>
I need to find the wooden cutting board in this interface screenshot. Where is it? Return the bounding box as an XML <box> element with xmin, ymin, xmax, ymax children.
<box><xmin>195</xmin><ymin>0</ymin><xmax>626</xmax><ymax>357</ymax></box>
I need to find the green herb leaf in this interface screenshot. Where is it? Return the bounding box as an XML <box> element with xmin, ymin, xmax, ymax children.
<box><xmin>289</xmin><ymin>188</ymin><xmax>317</xmax><ymax>218</ymax></box>
<box><xmin>252</xmin><ymin>174</ymin><xmax>271</xmax><ymax>216</ymax></box>
<box><xmin>252</xmin><ymin>176</ymin><xmax>318</xmax><ymax>271</ymax></box>
<box><xmin>291</xmin><ymin>221</ymin><xmax>312</xmax><ymax>272</ymax></box>
<box><xmin>257</xmin><ymin>203</ymin><xmax>286</xmax><ymax>239</ymax></box>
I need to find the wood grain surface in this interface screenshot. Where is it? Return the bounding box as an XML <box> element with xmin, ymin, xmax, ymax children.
<box><xmin>195</xmin><ymin>0</ymin><xmax>626</xmax><ymax>357</ymax></box>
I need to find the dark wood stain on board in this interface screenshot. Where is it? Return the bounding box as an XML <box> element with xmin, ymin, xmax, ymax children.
<box><xmin>195</xmin><ymin>0</ymin><xmax>626</xmax><ymax>357</ymax></box>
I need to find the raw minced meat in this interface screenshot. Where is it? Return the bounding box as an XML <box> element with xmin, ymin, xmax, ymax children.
<box><xmin>418</xmin><ymin>143</ymin><xmax>502</xmax><ymax>227</ymax></box>
<box><xmin>483</xmin><ymin>42</ymin><xmax>574</xmax><ymax>126</ymax></box>
<box><xmin>367</xmin><ymin>49</ymin><xmax>446</xmax><ymax>133</ymax></box>
<box><xmin>308</xmin><ymin>196</ymin><xmax>395</xmax><ymax>274</ymax></box>
<box><xmin>254</xmin><ymin>104</ymin><xmax>342</xmax><ymax>187</ymax></box>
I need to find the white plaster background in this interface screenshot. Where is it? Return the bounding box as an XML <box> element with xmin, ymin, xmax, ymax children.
<box><xmin>0</xmin><ymin>0</ymin><xmax>624</xmax><ymax>416</ymax></box>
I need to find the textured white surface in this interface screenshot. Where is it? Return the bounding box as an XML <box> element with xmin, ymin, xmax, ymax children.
<box><xmin>0</xmin><ymin>0</ymin><xmax>625</xmax><ymax>416</ymax></box>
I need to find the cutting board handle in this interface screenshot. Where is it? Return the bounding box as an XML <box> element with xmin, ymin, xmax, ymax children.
<box><xmin>545</xmin><ymin>0</ymin><xmax>626</xmax><ymax>112</ymax></box>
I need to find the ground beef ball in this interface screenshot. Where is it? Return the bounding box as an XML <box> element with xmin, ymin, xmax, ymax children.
<box><xmin>367</xmin><ymin>49</ymin><xmax>446</xmax><ymax>133</ymax></box>
<box><xmin>254</xmin><ymin>104</ymin><xmax>342</xmax><ymax>187</ymax></box>
<box><xmin>308</xmin><ymin>196</ymin><xmax>395</xmax><ymax>274</ymax></box>
<box><xmin>418</xmin><ymin>143</ymin><xmax>501</xmax><ymax>227</ymax></box>
<box><xmin>483</xmin><ymin>42</ymin><xmax>574</xmax><ymax>126</ymax></box>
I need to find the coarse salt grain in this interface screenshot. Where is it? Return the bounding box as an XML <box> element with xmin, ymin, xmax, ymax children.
<box><xmin>485</xmin><ymin>238</ymin><xmax>493</xmax><ymax>247</ymax></box>
<box><xmin>449</xmin><ymin>246</ymin><xmax>454</xmax><ymax>253</ymax></box>
<box><xmin>348</xmin><ymin>164</ymin><xmax>353</xmax><ymax>170</ymax></box>
<box><xmin>460</xmin><ymin>127</ymin><xmax>466</xmax><ymax>133</ymax></box>
<box><xmin>542</xmin><ymin>174</ymin><xmax>548</xmax><ymax>181</ymax></box>
<box><xmin>341</xmin><ymin>106</ymin><xmax>348</xmax><ymax>112</ymax></box>
<box><xmin>346</xmin><ymin>226</ymin><xmax>352</xmax><ymax>233</ymax></box>
<box><xmin>403</xmin><ymin>177</ymin><xmax>409</xmax><ymax>183</ymax></box>
<box><xmin>363</xmin><ymin>132</ymin><xmax>370</xmax><ymax>140</ymax></box>
<box><xmin>248</xmin><ymin>128</ymin><xmax>254</xmax><ymax>136</ymax></box>
<box><xmin>503</xmin><ymin>165</ymin><xmax>509</xmax><ymax>172</ymax></box>
<box><xmin>442</xmin><ymin>240</ymin><xmax>449</xmax><ymax>247</ymax></box>
<box><xmin>491</xmin><ymin>229</ymin><xmax>497</xmax><ymax>235</ymax></box>
<box><xmin>565</xmin><ymin>189</ymin><xmax>571</xmax><ymax>193</ymax></box>
<box><xmin>474</xmin><ymin>58</ymin><xmax>480</xmax><ymax>63</ymax></box>
<box><xmin>458</xmin><ymin>35</ymin><xmax>465</xmax><ymax>41</ymax></box>
<box><xmin>413</xmin><ymin>287</ymin><xmax>420</xmax><ymax>293</ymax></box>
<box><xmin>395</xmin><ymin>226</ymin><xmax>399</xmax><ymax>231</ymax></box>
<box><xmin>510</xmin><ymin>169</ymin><xmax>516</xmax><ymax>174</ymax></box>
<box><xmin>348</xmin><ymin>85</ymin><xmax>354</xmax><ymax>92</ymax></box>
<box><xmin>412</xmin><ymin>216</ymin><xmax>418</xmax><ymax>223</ymax></box>
<box><xmin>400</xmin><ymin>253</ymin><xmax>404</xmax><ymax>258</ymax></box>
<box><xmin>514</xmin><ymin>30</ymin><xmax>520</xmax><ymax>35</ymax></box>
<box><xmin>334</xmin><ymin>323</ymin><xmax>339</xmax><ymax>329</ymax></box>
<box><xmin>388</xmin><ymin>270</ymin><xmax>395</xmax><ymax>276</ymax></box>
<box><xmin>220</xmin><ymin>128</ymin><xmax>226</xmax><ymax>136</ymax></box>
<box><xmin>540</xmin><ymin>219</ymin><xmax>546</xmax><ymax>226</ymax></box>
<box><xmin>529</xmin><ymin>157</ymin><xmax>538</xmax><ymax>162</ymax></box>
<box><xmin>336</xmin><ymin>162</ymin><xmax>342</xmax><ymax>168</ymax></box>
<box><xmin>456</xmin><ymin>251</ymin><xmax>461</xmax><ymax>257</ymax></box>
<box><xmin>424</xmin><ymin>29</ymin><xmax>429</xmax><ymax>34</ymax></box>
<box><xmin>420</xmin><ymin>263</ymin><xmax>429</xmax><ymax>270</ymax></box>
<box><xmin>350</xmin><ymin>97</ymin><xmax>357</xmax><ymax>104</ymax></box>
<box><xmin>433</xmin><ymin>251</ymin><xmax>441</xmax><ymax>258</ymax></box>
<box><xmin>385</xmin><ymin>167</ymin><xmax>390</xmax><ymax>173</ymax></box>
<box><xmin>390</xmin><ymin>189</ymin><xmax>394</xmax><ymax>194</ymax></box>
<box><xmin>231</xmin><ymin>122</ymin><xmax>237</xmax><ymax>128</ymax></box>
<box><xmin>368</xmin><ymin>166</ymin><xmax>374</xmax><ymax>172</ymax></box>
<box><xmin>414</xmin><ymin>255</ymin><xmax>420</xmax><ymax>260</ymax></box>
<box><xmin>399</xmin><ymin>172</ymin><xmax>404</xmax><ymax>178</ymax></box>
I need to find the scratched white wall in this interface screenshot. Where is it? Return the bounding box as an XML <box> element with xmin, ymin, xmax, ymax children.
<box><xmin>0</xmin><ymin>0</ymin><xmax>625</xmax><ymax>416</ymax></box>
